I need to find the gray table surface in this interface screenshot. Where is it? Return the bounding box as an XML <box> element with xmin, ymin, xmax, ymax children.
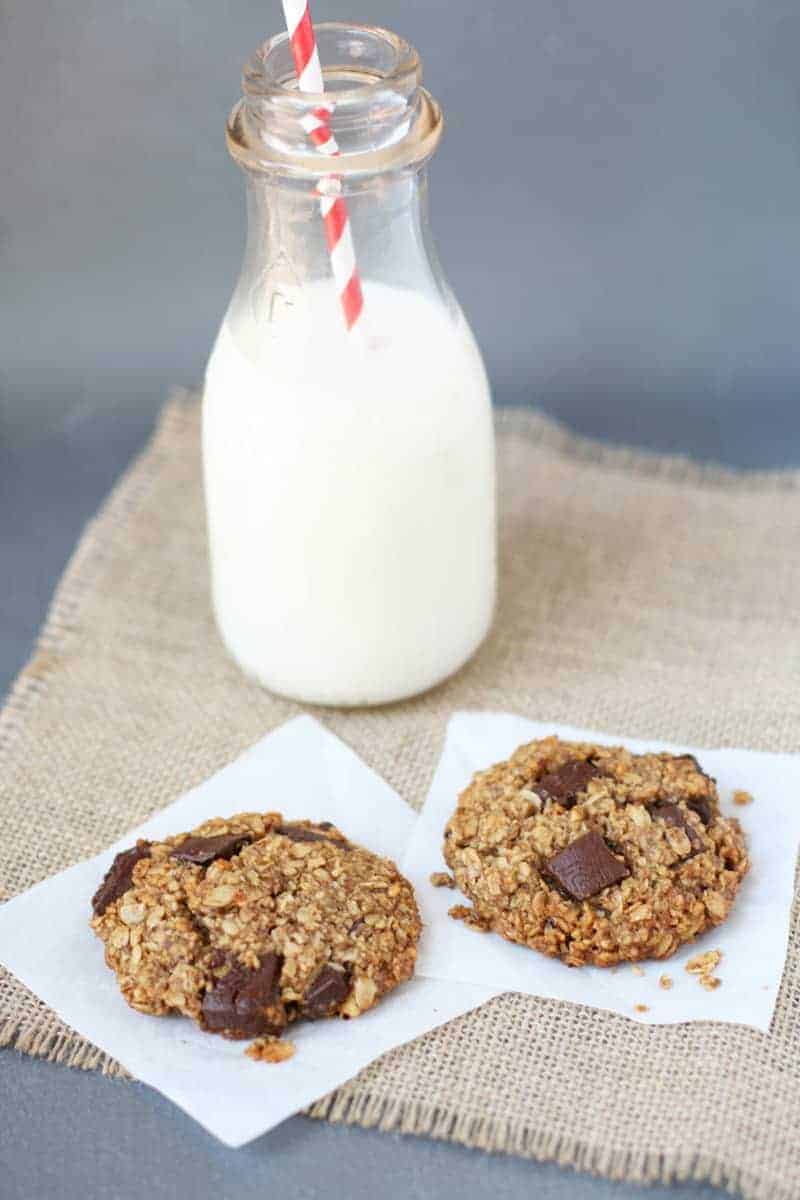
<box><xmin>3</xmin><ymin>0</ymin><xmax>800</xmax><ymax>1194</ymax></box>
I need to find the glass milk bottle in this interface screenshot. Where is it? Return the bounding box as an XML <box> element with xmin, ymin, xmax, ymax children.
<box><xmin>203</xmin><ymin>24</ymin><xmax>496</xmax><ymax>706</ymax></box>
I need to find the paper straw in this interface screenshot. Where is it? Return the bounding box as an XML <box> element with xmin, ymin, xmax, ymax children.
<box><xmin>280</xmin><ymin>0</ymin><xmax>364</xmax><ymax>331</ymax></box>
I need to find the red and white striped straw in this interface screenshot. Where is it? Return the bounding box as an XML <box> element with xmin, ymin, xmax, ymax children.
<box><xmin>280</xmin><ymin>0</ymin><xmax>364</xmax><ymax>332</ymax></box>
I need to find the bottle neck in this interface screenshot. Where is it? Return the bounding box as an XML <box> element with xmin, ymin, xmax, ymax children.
<box><xmin>234</xmin><ymin>167</ymin><xmax>449</xmax><ymax>327</ymax></box>
<box><xmin>223</xmin><ymin>24</ymin><xmax>453</xmax><ymax>345</ymax></box>
<box><xmin>226</xmin><ymin>23</ymin><xmax>442</xmax><ymax>186</ymax></box>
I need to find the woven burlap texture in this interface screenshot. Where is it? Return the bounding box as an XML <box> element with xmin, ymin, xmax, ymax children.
<box><xmin>2</xmin><ymin>396</ymin><xmax>799</xmax><ymax>1199</ymax></box>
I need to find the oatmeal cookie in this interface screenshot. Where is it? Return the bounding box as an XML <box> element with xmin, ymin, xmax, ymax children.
<box><xmin>443</xmin><ymin>736</ymin><xmax>749</xmax><ymax>966</ymax></box>
<box><xmin>91</xmin><ymin>812</ymin><xmax>420</xmax><ymax>1040</ymax></box>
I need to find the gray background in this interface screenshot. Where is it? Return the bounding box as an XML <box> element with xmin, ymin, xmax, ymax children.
<box><xmin>1</xmin><ymin>1</ymin><xmax>799</xmax><ymax>1198</ymax></box>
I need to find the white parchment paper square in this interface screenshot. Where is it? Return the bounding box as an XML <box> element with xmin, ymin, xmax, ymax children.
<box><xmin>402</xmin><ymin>711</ymin><xmax>800</xmax><ymax>1031</ymax></box>
<box><xmin>0</xmin><ymin>715</ymin><xmax>497</xmax><ymax>1146</ymax></box>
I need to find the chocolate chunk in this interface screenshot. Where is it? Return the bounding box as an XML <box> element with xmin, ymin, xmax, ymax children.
<box><xmin>318</xmin><ymin>822</ymin><xmax>334</xmax><ymax>830</ymax></box>
<box><xmin>171</xmin><ymin>832</ymin><xmax>252</xmax><ymax>865</ymax></box>
<box><xmin>534</xmin><ymin>760</ymin><xmax>602</xmax><ymax>809</ymax></box>
<box><xmin>542</xmin><ymin>832</ymin><xmax>629</xmax><ymax>901</ymax></box>
<box><xmin>349</xmin><ymin>918</ymin><xmax>366</xmax><ymax>935</ymax></box>
<box><xmin>650</xmin><ymin>801</ymin><xmax>703</xmax><ymax>852</ymax></box>
<box><xmin>687</xmin><ymin>796</ymin><xmax>713</xmax><ymax>826</ymax></box>
<box><xmin>303</xmin><ymin>965</ymin><xmax>351</xmax><ymax>1018</ymax></box>
<box><xmin>91</xmin><ymin>841</ymin><xmax>151</xmax><ymax>916</ymax></box>
<box><xmin>201</xmin><ymin>953</ymin><xmax>283</xmax><ymax>1037</ymax></box>
<box><xmin>275</xmin><ymin>823</ymin><xmax>346</xmax><ymax>846</ymax></box>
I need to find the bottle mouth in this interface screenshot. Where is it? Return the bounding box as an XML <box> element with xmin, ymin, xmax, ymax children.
<box><xmin>245</xmin><ymin>22</ymin><xmax>421</xmax><ymax>106</ymax></box>
<box><xmin>228</xmin><ymin>23</ymin><xmax>442</xmax><ymax>179</ymax></box>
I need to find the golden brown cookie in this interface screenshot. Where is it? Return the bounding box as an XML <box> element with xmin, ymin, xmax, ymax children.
<box><xmin>91</xmin><ymin>812</ymin><xmax>420</xmax><ymax>1041</ymax></box>
<box><xmin>443</xmin><ymin>736</ymin><xmax>749</xmax><ymax>966</ymax></box>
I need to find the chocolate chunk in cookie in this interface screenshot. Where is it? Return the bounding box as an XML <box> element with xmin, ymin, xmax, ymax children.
<box><xmin>171</xmin><ymin>833</ymin><xmax>252</xmax><ymax>865</ymax></box>
<box><xmin>650</xmin><ymin>801</ymin><xmax>703</xmax><ymax>854</ymax></box>
<box><xmin>543</xmin><ymin>831</ymin><xmax>630</xmax><ymax>900</ymax></box>
<box><xmin>534</xmin><ymin>760</ymin><xmax>601</xmax><ymax>808</ymax></box>
<box><xmin>304</xmin><ymin>965</ymin><xmax>351</xmax><ymax>1018</ymax></box>
<box><xmin>202</xmin><ymin>954</ymin><xmax>284</xmax><ymax>1038</ymax></box>
<box><xmin>91</xmin><ymin>841</ymin><xmax>151</xmax><ymax>916</ymax></box>
<box><xmin>676</xmin><ymin>753</ymin><xmax>716</xmax><ymax>785</ymax></box>
<box><xmin>687</xmin><ymin>796</ymin><xmax>713</xmax><ymax>826</ymax></box>
<box><xmin>275</xmin><ymin>823</ymin><xmax>347</xmax><ymax>846</ymax></box>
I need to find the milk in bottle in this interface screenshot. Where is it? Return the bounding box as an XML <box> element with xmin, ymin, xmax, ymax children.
<box><xmin>203</xmin><ymin>25</ymin><xmax>496</xmax><ymax>705</ymax></box>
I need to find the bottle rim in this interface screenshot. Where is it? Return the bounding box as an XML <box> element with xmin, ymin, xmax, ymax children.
<box><xmin>227</xmin><ymin>22</ymin><xmax>443</xmax><ymax>180</ymax></box>
<box><xmin>244</xmin><ymin>22</ymin><xmax>421</xmax><ymax>107</ymax></box>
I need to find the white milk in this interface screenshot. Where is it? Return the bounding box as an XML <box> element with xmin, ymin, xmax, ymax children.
<box><xmin>203</xmin><ymin>281</ymin><xmax>496</xmax><ymax>706</ymax></box>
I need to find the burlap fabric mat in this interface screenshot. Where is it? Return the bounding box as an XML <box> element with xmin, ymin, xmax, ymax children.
<box><xmin>2</xmin><ymin>395</ymin><xmax>799</xmax><ymax>1198</ymax></box>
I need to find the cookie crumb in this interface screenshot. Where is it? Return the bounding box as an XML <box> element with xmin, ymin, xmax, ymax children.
<box><xmin>634</xmin><ymin>1004</ymin><xmax>649</xmax><ymax>1013</ymax></box>
<box><xmin>686</xmin><ymin>950</ymin><xmax>722</xmax><ymax>975</ymax></box>
<box><xmin>246</xmin><ymin>1037</ymin><xmax>296</xmax><ymax>1063</ymax></box>
<box><xmin>430</xmin><ymin>872</ymin><xmax>456</xmax><ymax>889</ymax></box>
<box><xmin>686</xmin><ymin>949</ymin><xmax>723</xmax><ymax>991</ymax></box>
<box><xmin>631</xmin><ymin>964</ymin><xmax>645</xmax><ymax>977</ymax></box>
<box><xmin>659</xmin><ymin>974</ymin><xmax>673</xmax><ymax>990</ymax></box>
<box><xmin>448</xmin><ymin>904</ymin><xmax>490</xmax><ymax>932</ymax></box>
<box><xmin>733</xmin><ymin>790</ymin><xmax>754</xmax><ymax>807</ymax></box>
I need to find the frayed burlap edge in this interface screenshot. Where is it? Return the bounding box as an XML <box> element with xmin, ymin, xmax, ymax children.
<box><xmin>3</xmin><ymin>392</ymin><xmax>799</xmax><ymax>1197</ymax></box>
<box><xmin>0</xmin><ymin>1018</ymin><xmax>780</xmax><ymax>1200</ymax></box>
<box><xmin>307</xmin><ymin>1091</ymin><xmax>778</xmax><ymax>1200</ymax></box>
<box><xmin>494</xmin><ymin>407</ymin><xmax>800</xmax><ymax>491</ymax></box>
<box><xmin>0</xmin><ymin>395</ymin><xmax>195</xmax><ymax>769</ymax></box>
<box><xmin>0</xmin><ymin>1018</ymin><xmax>129</xmax><ymax>1077</ymax></box>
